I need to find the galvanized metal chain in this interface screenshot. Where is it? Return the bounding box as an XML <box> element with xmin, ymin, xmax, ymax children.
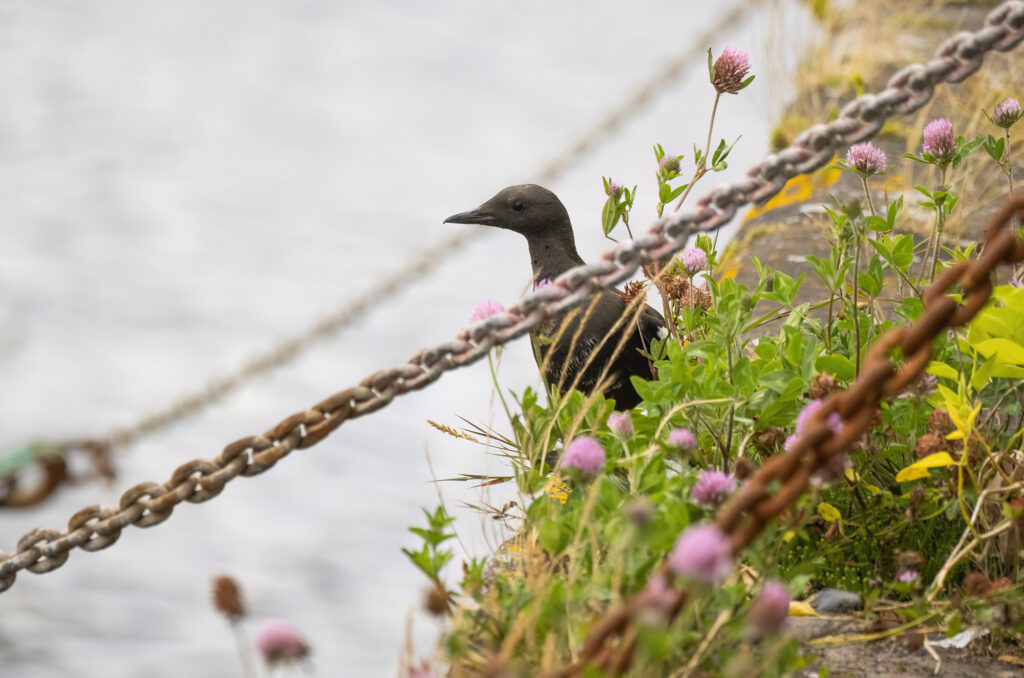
<box><xmin>1</xmin><ymin>0</ymin><xmax>1021</xmax><ymax>595</ymax></box>
<box><xmin>6</xmin><ymin>0</ymin><xmax>763</xmax><ymax>487</ymax></box>
<box><xmin>559</xmin><ymin>194</ymin><xmax>1024</xmax><ymax>677</ymax></box>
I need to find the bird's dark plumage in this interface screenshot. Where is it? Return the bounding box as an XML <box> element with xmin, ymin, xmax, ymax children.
<box><xmin>445</xmin><ymin>184</ymin><xmax>666</xmax><ymax>409</ymax></box>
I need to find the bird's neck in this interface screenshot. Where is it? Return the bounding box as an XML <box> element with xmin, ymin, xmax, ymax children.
<box><xmin>527</xmin><ymin>234</ymin><xmax>585</xmax><ymax>282</ymax></box>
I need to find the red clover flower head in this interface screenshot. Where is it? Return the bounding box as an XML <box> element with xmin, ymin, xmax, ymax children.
<box><xmin>534</xmin><ymin>278</ymin><xmax>552</xmax><ymax>289</ymax></box>
<box><xmin>562</xmin><ymin>436</ymin><xmax>606</xmax><ymax>475</ymax></box>
<box><xmin>254</xmin><ymin>619</ymin><xmax>311</xmax><ymax>666</ymax></box>
<box><xmin>691</xmin><ymin>470</ymin><xmax>737</xmax><ymax>506</ymax></box>
<box><xmin>795</xmin><ymin>399</ymin><xmax>842</xmax><ymax>437</ymax></box>
<box><xmin>668</xmin><ymin>427</ymin><xmax>697</xmax><ymax>450</ymax></box>
<box><xmin>469</xmin><ymin>299</ymin><xmax>504</xmax><ymax>323</ymax></box>
<box><xmin>922</xmin><ymin>117</ymin><xmax>955</xmax><ymax>161</ymax></box>
<box><xmin>993</xmin><ymin>97</ymin><xmax>1023</xmax><ymax>129</ymax></box>
<box><xmin>659</xmin><ymin>154</ymin><xmax>681</xmax><ymax>175</ymax></box>
<box><xmin>681</xmin><ymin>246</ymin><xmax>708</xmax><ymax>275</ymax></box>
<box><xmin>607</xmin><ymin>412</ymin><xmax>633</xmax><ymax>437</ymax></box>
<box><xmin>748</xmin><ymin>580</ymin><xmax>790</xmax><ymax>634</ymax></box>
<box><xmin>845</xmin><ymin>141</ymin><xmax>887</xmax><ymax>176</ymax></box>
<box><xmin>712</xmin><ymin>47</ymin><xmax>752</xmax><ymax>95</ymax></box>
<box><xmin>669</xmin><ymin>524</ymin><xmax>732</xmax><ymax>583</ymax></box>
<box><xmin>606</xmin><ymin>180</ymin><xmax>623</xmax><ymax>200</ymax></box>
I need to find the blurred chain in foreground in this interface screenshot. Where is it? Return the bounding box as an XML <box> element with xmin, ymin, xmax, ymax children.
<box><xmin>0</xmin><ymin>1</ymin><xmax>1021</xmax><ymax>596</ymax></box>
<box><xmin>1</xmin><ymin>0</ymin><xmax>765</xmax><ymax>507</ymax></box>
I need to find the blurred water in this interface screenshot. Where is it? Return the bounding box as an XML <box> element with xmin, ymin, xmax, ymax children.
<box><xmin>0</xmin><ymin>1</ymin><xmax>813</xmax><ymax>675</ymax></box>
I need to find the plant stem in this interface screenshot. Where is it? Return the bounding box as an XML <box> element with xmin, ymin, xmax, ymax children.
<box><xmin>860</xmin><ymin>176</ymin><xmax>878</xmax><ymax>218</ymax></box>
<box><xmin>488</xmin><ymin>350</ymin><xmax>514</xmax><ymax>425</ymax></box>
<box><xmin>1007</xmin><ymin>128</ymin><xmax>1015</xmax><ymax>199</ymax></box>
<box><xmin>231</xmin><ymin>622</ymin><xmax>259</xmax><ymax>678</ymax></box>
<box><xmin>853</xmin><ymin>176</ymin><xmax>880</xmax><ymax>377</ymax></box>
<box><xmin>928</xmin><ymin>167</ymin><xmax>948</xmax><ymax>283</ymax></box>
<box><xmin>723</xmin><ymin>341</ymin><xmax>734</xmax><ymax>473</ymax></box>
<box><xmin>673</xmin><ymin>91</ymin><xmax>721</xmax><ymax>213</ymax></box>
<box><xmin>852</xmin><ymin>238</ymin><xmax>862</xmax><ymax>376</ymax></box>
<box><xmin>1005</xmin><ymin>128</ymin><xmax>1021</xmax><ymax>282</ymax></box>
<box><xmin>826</xmin><ymin>292</ymin><xmax>834</xmax><ymax>351</ymax></box>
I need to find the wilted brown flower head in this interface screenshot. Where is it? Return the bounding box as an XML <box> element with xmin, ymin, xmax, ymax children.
<box><xmin>897</xmin><ymin>551</ymin><xmax>925</xmax><ymax>573</ymax></box>
<box><xmin>808</xmin><ymin>372</ymin><xmax>840</xmax><ymax>400</ymax></box>
<box><xmin>212</xmin><ymin>575</ymin><xmax>246</xmax><ymax>621</ymax></box>
<box><xmin>963</xmin><ymin>572</ymin><xmax>992</xmax><ymax>597</ymax></box>
<box><xmin>928</xmin><ymin>409</ymin><xmax>954</xmax><ymax>435</ymax></box>
<box><xmin>424</xmin><ymin>582</ymin><xmax>452</xmax><ymax>616</ymax></box>
<box><xmin>620</xmin><ymin>279</ymin><xmax>648</xmax><ymax>304</ymax></box>
<box><xmin>661</xmin><ymin>273</ymin><xmax>712</xmax><ymax>311</ymax></box>
<box><xmin>733</xmin><ymin>456</ymin><xmax>756</xmax><ymax>481</ymax></box>
<box><xmin>915</xmin><ymin>432</ymin><xmax>943</xmax><ymax>459</ymax></box>
<box><xmin>909</xmin><ymin>485</ymin><xmax>927</xmax><ymax>511</ymax></box>
<box><xmin>753</xmin><ymin>427</ymin><xmax>786</xmax><ymax>455</ymax></box>
<box><xmin>626</xmin><ymin>498</ymin><xmax>654</xmax><ymax>526</ymax></box>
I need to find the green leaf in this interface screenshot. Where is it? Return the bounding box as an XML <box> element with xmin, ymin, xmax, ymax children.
<box><xmin>867</xmin><ymin>215</ymin><xmax>891</xmax><ymax>232</ymax></box>
<box><xmin>972</xmin><ymin>338</ymin><xmax>1024</xmax><ymax>365</ymax></box>
<box><xmin>886</xmin><ymin>194</ymin><xmax>904</xmax><ymax>227</ymax></box>
<box><xmin>538</xmin><ymin>517</ymin><xmax>571</xmax><ymax>555</ymax></box>
<box><xmin>759</xmin><ymin>369</ymin><xmax>799</xmax><ymax>393</ymax></box>
<box><xmin>926</xmin><ymin>361</ymin><xmax>959</xmax><ymax>381</ymax></box>
<box><xmin>858</xmin><ymin>270</ymin><xmax>881</xmax><ymax>297</ymax></box>
<box><xmin>892</xmin><ymin>234</ymin><xmax>914</xmax><ymax>271</ymax></box>
<box><xmin>816</xmin><ymin>354</ymin><xmax>856</xmax><ymax>382</ymax></box>
<box><xmin>601</xmin><ymin>196</ymin><xmax>619</xmax><ymax>236</ymax></box>
<box><xmin>970</xmin><ymin>352</ymin><xmax>998</xmax><ymax>392</ymax></box>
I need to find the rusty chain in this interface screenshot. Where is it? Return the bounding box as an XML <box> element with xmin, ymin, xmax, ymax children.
<box><xmin>1</xmin><ymin>0</ymin><xmax>1022</xmax><ymax>596</ymax></box>
<box><xmin>558</xmin><ymin>194</ymin><xmax>1024</xmax><ymax>677</ymax></box>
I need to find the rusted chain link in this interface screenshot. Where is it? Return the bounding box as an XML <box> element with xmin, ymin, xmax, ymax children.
<box><xmin>4</xmin><ymin>0</ymin><xmax>764</xmax><ymax>485</ymax></box>
<box><xmin>559</xmin><ymin>195</ymin><xmax>1024</xmax><ymax>676</ymax></box>
<box><xmin>0</xmin><ymin>0</ymin><xmax>1021</xmax><ymax>595</ymax></box>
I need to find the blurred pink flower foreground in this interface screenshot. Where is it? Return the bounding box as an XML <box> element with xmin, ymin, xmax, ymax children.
<box><xmin>748</xmin><ymin>580</ymin><xmax>790</xmax><ymax>633</ymax></box>
<box><xmin>608</xmin><ymin>412</ymin><xmax>633</xmax><ymax>437</ymax></box>
<box><xmin>669</xmin><ymin>524</ymin><xmax>732</xmax><ymax>583</ymax></box>
<box><xmin>669</xmin><ymin>427</ymin><xmax>697</xmax><ymax>450</ymax></box>
<box><xmin>691</xmin><ymin>470</ymin><xmax>736</xmax><ymax>506</ymax></box>
<box><xmin>254</xmin><ymin>619</ymin><xmax>310</xmax><ymax>665</ymax></box>
<box><xmin>562</xmin><ymin>436</ymin><xmax>605</xmax><ymax>475</ymax></box>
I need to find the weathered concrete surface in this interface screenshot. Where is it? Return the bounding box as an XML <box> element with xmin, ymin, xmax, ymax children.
<box><xmin>791</xmin><ymin>617</ymin><xmax>1024</xmax><ymax>678</ymax></box>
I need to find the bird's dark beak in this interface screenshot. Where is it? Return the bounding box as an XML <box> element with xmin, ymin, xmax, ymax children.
<box><xmin>443</xmin><ymin>208</ymin><xmax>496</xmax><ymax>226</ymax></box>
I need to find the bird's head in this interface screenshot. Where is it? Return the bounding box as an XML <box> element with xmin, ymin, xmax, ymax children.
<box><xmin>443</xmin><ymin>184</ymin><xmax>572</xmax><ymax>240</ymax></box>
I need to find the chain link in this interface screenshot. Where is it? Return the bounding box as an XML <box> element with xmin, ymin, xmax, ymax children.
<box><xmin>1</xmin><ymin>1</ymin><xmax>1022</xmax><ymax>599</ymax></box>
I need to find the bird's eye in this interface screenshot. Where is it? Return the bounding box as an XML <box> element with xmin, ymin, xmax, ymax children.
<box><xmin>511</xmin><ymin>200</ymin><xmax>525</xmax><ymax>212</ymax></box>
